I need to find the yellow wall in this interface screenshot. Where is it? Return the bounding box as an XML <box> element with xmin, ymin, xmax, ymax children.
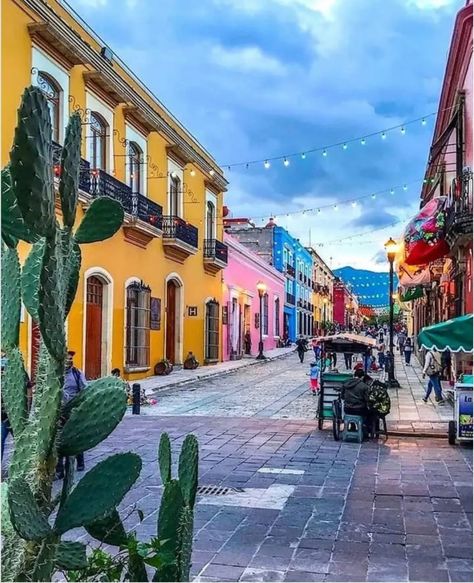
<box><xmin>3</xmin><ymin>0</ymin><xmax>226</xmax><ymax>380</ymax></box>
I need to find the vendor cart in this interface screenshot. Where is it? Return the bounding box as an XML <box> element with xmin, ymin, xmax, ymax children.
<box><xmin>418</xmin><ymin>314</ymin><xmax>473</xmax><ymax>445</ymax></box>
<box><xmin>315</xmin><ymin>333</ymin><xmax>376</xmax><ymax>439</ymax></box>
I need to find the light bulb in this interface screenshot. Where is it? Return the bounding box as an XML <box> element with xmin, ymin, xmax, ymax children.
<box><xmin>403</xmin><ymin>184</ymin><xmax>407</xmax><ymax>191</ymax></box>
<box><xmin>264</xmin><ymin>160</ymin><xmax>270</xmax><ymax>169</ymax></box>
<box><xmin>190</xmin><ymin>169</ymin><xmax>196</xmax><ymax>177</ymax></box>
<box><xmin>333</xmin><ymin>204</ymin><xmax>338</xmax><ymax>211</ymax></box>
<box><xmin>283</xmin><ymin>158</ymin><xmax>290</xmax><ymax>167</ymax></box>
<box><xmin>352</xmin><ymin>201</ymin><xmax>357</xmax><ymax>207</ymax></box>
<box><xmin>301</xmin><ymin>153</ymin><xmax>306</xmax><ymax>159</ymax></box>
<box><xmin>322</xmin><ymin>150</ymin><xmax>328</xmax><ymax>157</ymax></box>
<box><xmin>401</xmin><ymin>127</ymin><xmax>406</xmax><ymax>135</ymax></box>
<box><xmin>381</xmin><ymin>132</ymin><xmax>386</xmax><ymax>139</ymax></box>
<box><xmin>209</xmin><ymin>169</ymin><xmax>215</xmax><ymax>176</ymax></box>
<box><xmin>361</xmin><ymin>138</ymin><xmax>366</xmax><ymax>145</ymax></box>
<box><xmin>317</xmin><ymin>209</ymin><xmax>321</xmax><ymax>214</ymax></box>
<box><xmin>371</xmin><ymin>194</ymin><xmax>376</xmax><ymax>199</ymax></box>
<box><xmin>390</xmin><ymin>189</ymin><xmax>394</xmax><ymax>195</ymax></box>
<box><xmin>342</xmin><ymin>143</ymin><xmax>348</xmax><ymax>150</ymax></box>
<box><xmin>421</xmin><ymin>118</ymin><xmax>427</xmax><ymax>126</ymax></box>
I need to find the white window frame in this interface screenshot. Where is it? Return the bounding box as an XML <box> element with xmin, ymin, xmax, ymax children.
<box><xmin>167</xmin><ymin>158</ymin><xmax>184</xmax><ymax>217</ymax></box>
<box><xmin>86</xmin><ymin>91</ymin><xmax>114</xmax><ymax>172</ymax></box>
<box><xmin>126</xmin><ymin>124</ymin><xmax>148</xmax><ymax>196</ymax></box>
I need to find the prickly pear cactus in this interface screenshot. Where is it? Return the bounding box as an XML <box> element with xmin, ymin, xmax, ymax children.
<box><xmin>1</xmin><ymin>86</ymin><xmax>128</xmax><ymax>582</ymax></box>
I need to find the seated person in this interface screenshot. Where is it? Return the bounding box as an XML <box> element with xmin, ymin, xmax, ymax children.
<box><xmin>341</xmin><ymin>369</ymin><xmax>374</xmax><ymax>430</ymax></box>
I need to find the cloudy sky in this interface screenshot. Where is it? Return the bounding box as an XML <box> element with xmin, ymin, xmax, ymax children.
<box><xmin>69</xmin><ymin>0</ymin><xmax>461</xmax><ymax>271</ymax></box>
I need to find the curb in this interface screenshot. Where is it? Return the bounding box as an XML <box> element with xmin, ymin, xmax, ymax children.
<box><xmin>387</xmin><ymin>430</ymin><xmax>447</xmax><ymax>439</ymax></box>
<box><xmin>149</xmin><ymin>350</ymin><xmax>295</xmax><ymax>395</ymax></box>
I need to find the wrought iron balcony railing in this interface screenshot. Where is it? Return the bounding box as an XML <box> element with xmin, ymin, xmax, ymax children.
<box><xmin>52</xmin><ymin>140</ymin><xmax>91</xmax><ymax>194</ymax></box>
<box><xmin>446</xmin><ymin>169</ymin><xmax>473</xmax><ymax>241</ymax></box>
<box><xmin>162</xmin><ymin>215</ymin><xmax>198</xmax><ymax>249</ymax></box>
<box><xmin>203</xmin><ymin>238</ymin><xmax>228</xmax><ymax>264</ymax></box>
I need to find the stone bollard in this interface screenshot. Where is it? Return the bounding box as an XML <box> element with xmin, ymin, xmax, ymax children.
<box><xmin>132</xmin><ymin>383</ymin><xmax>141</xmax><ymax>415</ymax></box>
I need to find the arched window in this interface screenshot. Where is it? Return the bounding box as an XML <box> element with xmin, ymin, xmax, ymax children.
<box><xmin>128</xmin><ymin>141</ymin><xmax>142</xmax><ymax>193</ymax></box>
<box><xmin>89</xmin><ymin>112</ymin><xmax>108</xmax><ymax>171</ymax></box>
<box><xmin>170</xmin><ymin>174</ymin><xmax>180</xmax><ymax>216</ymax></box>
<box><xmin>262</xmin><ymin>293</ymin><xmax>269</xmax><ymax>335</ymax></box>
<box><xmin>274</xmin><ymin>297</ymin><xmax>280</xmax><ymax>337</ymax></box>
<box><xmin>206</xmin><ymin>201</ymin><xmax>215</xmax><ymax>240</ymax></box>
<box><xmin>37</xmin><ymin>71</ymin><xmax>61</xmax><ymax>143</ymax></box>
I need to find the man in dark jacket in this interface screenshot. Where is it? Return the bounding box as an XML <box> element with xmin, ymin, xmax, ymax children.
<box><xmin>295</xmin><ymin>335</ymin><xmax>308</xmax><ymax>363</ymax></box>
<box><xmin>341</xmin><ymin>369</ymin><xmax>372</xmax><ymax>424</ymax></box>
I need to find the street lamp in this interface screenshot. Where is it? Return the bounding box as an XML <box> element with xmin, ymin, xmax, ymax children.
<box><xmin>323</xmin><ymin>298</ymin><xmax>328</xmax><ymax>335</ymax></box>
<box><xmin>256</xmin><ymin>281</ymin><xmax>267</xmax><ymax>360</ymax></box>
<box><xmin>384</xmin><ymin>237</ymin><xmax>400</xmax><ymax>388</ymax></box>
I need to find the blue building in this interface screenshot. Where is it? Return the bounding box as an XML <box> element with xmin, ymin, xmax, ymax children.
<box><xmin>225</xmin><ymin>217</ymin><xmax>314</xmax><ymax>341</ymax></box>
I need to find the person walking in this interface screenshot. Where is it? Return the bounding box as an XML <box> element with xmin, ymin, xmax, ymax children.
<box><xmin>422</xmin><ymin>349</ymin><xmax>444</xmax><ymax>403</ymax></box>
<box><xmin>309</xmin><ymin>360</ymin><xmax>321</xmax><ymax>395</ymax></box>
<box><xmin>397</xmin><ymin>330</ymin><xmax>407</xmax><ymax>354</ymax></box>
<box><xmin>377</xmin><ymin>337</ymin><xmax>386</xmax><ymax>370</ymax></box>
<box><xmin>311</xmin><ymin>338</ymin><xmax>321</xmax><ymax>361</ymax></box>
<box><xmin>56</xmin><ymin>351</ymin><xmax>88</xmax><ymax>479</ymax></box>
<box><xmin>344</xmin><ymin>352</ymin><xmax>352</xmax><ymax>370</ymax></box>
<box><xmin>295</xmin><ymin>335</ymin><xmax>308</xmax><ymax>363</ymax></box>
<box><xmin>403</xmin><ymin>337</ymin><xmax>413</xmax><ymax>365</ymax></box>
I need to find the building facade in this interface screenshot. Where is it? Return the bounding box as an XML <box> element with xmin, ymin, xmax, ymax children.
<box><xmin>409</xmin><ymin>0</ymin><xmax>473</xmax><ymax>336</ymax></box>
<box><xmin>3</xmin><ymin>0</ymin><xmax>228</xmax><ymax>380</ymax></box>
<box><xmin>333</xmin><ymin>279</ymin><xmax>360</xmax><ymax>329</ymax></box>
<box><xmin>307</xmin><ymin>247</ymin><xmax>334</xmax><ymax>335</ymax></box>
<box><xmin>224</xmin><ymin>218</ymin><xmax>314</xmax><ymax>340</ymax></box>
<box><xmin>222</xmin><ymin>234</ymin><xmax>284</xmax><ymax>360</ymax></box>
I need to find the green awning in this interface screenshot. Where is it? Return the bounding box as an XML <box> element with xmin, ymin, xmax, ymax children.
<box><xmin>401</xmin><ymin>287</ymin><xmax>424</xmax><ymax>302</ymax></box>
<box><xmin>418</xmin><ymin>314</ymin><xmax>473</xmax><ymax>353</ymax></box>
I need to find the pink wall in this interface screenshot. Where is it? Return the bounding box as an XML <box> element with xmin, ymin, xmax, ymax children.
<box><xmin>222</xmin><ymin>234</ymin><xmax>285</xmax><ymax>360</ymax></box>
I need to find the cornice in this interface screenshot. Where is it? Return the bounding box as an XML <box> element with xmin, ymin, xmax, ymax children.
<box><xmin>24</xmin><ymin>0</ymin><xmax>228</xmax><ymax>192</ymax></box>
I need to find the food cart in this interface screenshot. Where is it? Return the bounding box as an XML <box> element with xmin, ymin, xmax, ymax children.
<box><xmin>315</xmin><ymin>333</ymin><xmax>376</xmax><ymax>439</ymax></box>
<box><xmin>418</xmin><ymin>314</ymin><xmax>473</xmax><ymax>445</ymax></box>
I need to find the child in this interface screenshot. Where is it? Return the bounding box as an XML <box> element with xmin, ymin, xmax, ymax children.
<box><xmin>309</xmin><ymin>361</ymin><xmax>321</xmax><ymax>395</ymax></box>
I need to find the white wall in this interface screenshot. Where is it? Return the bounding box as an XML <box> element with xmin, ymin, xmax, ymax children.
<box><xmin>31</xmin><ymin>47</ymin><xmax>70</xmax><ymax>144</ymax></box>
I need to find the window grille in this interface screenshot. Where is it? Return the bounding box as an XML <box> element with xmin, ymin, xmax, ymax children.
<box><xmin>126</xmin><ymin>281</ymin><xmax>151</xmax><ymax>368</ymax></box>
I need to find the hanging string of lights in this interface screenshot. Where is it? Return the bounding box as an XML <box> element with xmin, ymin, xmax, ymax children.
<box><xmin>220</xmin><ymin>106</ymin><xmax>454</xmax><ymax>170</ymax></box>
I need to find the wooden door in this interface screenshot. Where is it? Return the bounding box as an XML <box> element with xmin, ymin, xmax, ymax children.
<box><xmin>30</xmin><ymin>320</ymin><xmax>41</xmax><ymax>382</ymax></box>
<box><xmin>166</xmin><ymin>281</ymin><xmax>176</xmax><ymax>363</ymax></box>
<box><xmin>85</xmin><ymin>276</ymin><xmax>103</xmax><ymax>379</ymax></box>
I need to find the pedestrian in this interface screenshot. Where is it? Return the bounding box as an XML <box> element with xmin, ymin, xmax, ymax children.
<box><xmin>403</xmin><ymin>337</ymin><xmax>413</xmax><ymax>365</ymax></box>
<box><xmin>363</xmin><ymin>345</ymin><xmax>372</xmax><ymax>374</ymax></box>
<box><xmin>341</xmin><ymin>369</ymin><xmax>375</xmax><ymax>434</ymax></box>
<box><xmin>422</xmin><ymin>349</ymin><xmax>444</xmax><ymax>403</ymax></box>
<box><xmin>311</xmin><ymin>338</ymin><xmax>321</xmax><ymax>361</ymax></box>
<box><xmin>397</xmin><ymin>330</ymin><xmax>407</xmax><ymax>354</ymax></box>
<box><xmin>55</xmin><ymin>351</ymin><xmax>88</xmax><ymax>480</ymax></box>
<box><xmin>309</xmin><ymin>360</ymin><xmax>320</xmax><ymax>395</ymax></box>
<box><xmin>332</xmin><ymin>352</ymin><xmax>337</xmax><ymax>368</ymax></box>
<box><xmin>377</xmin><ymin>337</ymin><xmax>386</xmax><ymax>369</ymax></box>
<box><xmin>295</xmin><ymin>335</ymin><xmax>308</xmax><ymax>363</ymax></box>
<box><xmin>244</xmin><ymin>329</ymin><xmax>252</xmax><ymax>355</ymax></box>
<box><xmin>344</xmin><ymin>352</ymin><xmax>352</xmax><ymax>370</ymax></box>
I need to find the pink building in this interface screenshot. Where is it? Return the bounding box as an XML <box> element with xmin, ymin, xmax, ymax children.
<box><xmin>223</xmin><ymin>234</ymin><xmax>285</xmax><ymax>360</ymax></box>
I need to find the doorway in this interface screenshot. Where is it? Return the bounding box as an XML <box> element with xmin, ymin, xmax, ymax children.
<box><xmin>205</xmin><ymin>300</ymin><xmax>220</xmax><ymax>362</ymax></box>
<box><xmin>85</xmin><ymin>276</ymin><xmax>104</xmax><ymax>379</ymax></box>
<box><xmin>166</xmin><ymin>279</ymin><xmax>181</xmax><ymax>364</ymax></box>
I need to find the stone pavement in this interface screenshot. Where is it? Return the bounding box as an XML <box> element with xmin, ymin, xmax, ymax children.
<box><xmin>139</xmin><ymin>347</ymin><xmax>295</xmax><ymax>395</ymax></box>
<box><xmin>58</xmin><ymin>416</ymin><xmax>473</xmax><ymax>582</ymax></box>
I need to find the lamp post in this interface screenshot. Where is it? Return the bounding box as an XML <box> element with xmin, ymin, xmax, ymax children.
<box><xmin>384</xmin><ymin>237</ymin><xmax>400</xmax><ymax>388</ymax></box>
<box><xmin>323</xmin><ymin>298</ymin><xmax>328</xmax><ymax>335</ymax></box>
<box><xmin>256</xmin><ymin>281</ymin><xmax>267</xmax><ymax>360</ymax></box>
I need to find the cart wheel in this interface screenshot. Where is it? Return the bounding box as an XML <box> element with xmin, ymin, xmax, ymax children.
<box><xmin>448</xmin><ymin>420</ymin><xmax>456</xmax><ymax>445</ymax></box>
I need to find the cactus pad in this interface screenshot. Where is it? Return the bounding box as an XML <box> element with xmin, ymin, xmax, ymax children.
<box><xmin>158</xmin><ymin>433</ymin><xmax>172</xmax><ymax>485</ymax></box>
<box><xmin>178</xmin><ymin>434</ymin><xmax>199</xmax><ymax>507</ymax></box>
<box><xmin>54</xmin><ymin>541</ymin><xmax>88</xmax><ymax>570</ymax></box>
<box><xmin>74</xmin><ymin>197</ymin><xmax>124</xmax><ymax>244</ymax></box>
<box><xmin>65</xmin><ymin>241</ymin><xmax>81</xmax><ymax>316</ymax></box>
<box><xmin>1</xmin><ymin>243</ymin><xmax>21</xmax><ymax>349</ymax></box>
<box><xmin>54</xmin><ymin>453</ymin><xmax>142</xmax><ymax>534</ymax></box>
<box><xmin>85</xmin><ymin>509</ymin><xmax>127</xmax><ymax>546</ymax></box>
<box><xmin>59</xmin><ymin>379</ymin><xmax>127</xmax><ymax>456</ymax></box>
<box><xmin>59</xmin><ymin>113</ymin><xmax>81</xmax><ymax>228</ymax></box>
<box><xmin>9</xmin><ymin>86</ymin><xmax>55</xmax><ymax>238</ymax></box>
<box><xmin>8</xmin><ymin>478</ymin><xmax>52</xmax><ymax>541</ymax></box>
<box><xmin>158</xmin><ymin>480</ymin><xmax>184</xmax><ymax>559</ymax></box>
<box><xmin>177</xmin><ymin>506</ymin><xmax>194</xmax><ymax>581</ymax></box>
<box><xmin>21</xmin><ymin>239</ymin><xmax>45</xmax><ymax>322</ymax></box>
<box><xmin>1</xmin><ymin>347</ymin><xmax>28</xmax><ymax>437</ymax></box>
<box><xmin>1</xmin><ymin>166</ymin><xmax>38</xmax><ymax>247</ymax></box>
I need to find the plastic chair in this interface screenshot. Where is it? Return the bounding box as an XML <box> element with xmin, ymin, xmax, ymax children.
<box><xmin>342</xmin><ymin>414</ymin><xmax>364</xmax><ymax>443</ymax></box>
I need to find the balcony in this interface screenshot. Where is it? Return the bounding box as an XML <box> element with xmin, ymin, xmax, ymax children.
<box><xmin>162</xmin><ymin>215</ymin><xmax>199</xmax><ymax>263</ymax></box>
<box><xmin>203</xmin><ymin>238</ymin><xmax>228</xmax><ymax>275</ymax></box>
<box><xmin>286</xmin><ymin>292</ymin><xmax>295</xmax><ymax>305</ymax></box>
<box><xmin>446</xmin><ymin>170</ymin><xmax>473</xmax><ymax>247</ymax></box>
<box><xmin>286</xmin><ymin>264</ymin><xmax>295</xmax><ymax>278</ymax></box>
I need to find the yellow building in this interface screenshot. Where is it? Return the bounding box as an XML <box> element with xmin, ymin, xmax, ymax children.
<box><xmin>2</xmin><ymin>0</ymin><xmax>228</xmax><ymax>380</ymax></box>
<box><xmin>306</xmin><ymin>248</ymin><xmax>335</xmax><ymax>334</ymax></box>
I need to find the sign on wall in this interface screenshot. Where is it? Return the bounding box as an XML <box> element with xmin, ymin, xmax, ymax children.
<box><xmin>150</xmin><ymin>297</ymin><xmax>161</xmax><ymax>330</ymax></box>
<box><xmin>188</xmin><ymin>306</ymin><xmax>198</xmax><ymax>317</ymax></box>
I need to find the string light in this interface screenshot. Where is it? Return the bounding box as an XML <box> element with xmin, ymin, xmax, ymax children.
<box><xmin>264</xmin><ymin>160</ymin><xmax>271</xmax><ymax>169</ymax></box>
<box><xmin>342</xmin><ymin>143</ymin><xmax>348</xmax><ymax>150</ymax></box>
<box><xmin>400</xmin><ymin>127</ymin><xmax>406</xmax><ymax>135</ymax></box>
<box><xmin>351</xmin><ymin>201</ymin><xmax>357</xmax><ymax>207</ymax></box>
<box><xmin>371</xmin><ymin>194</ymin><xmax>376</xmax><ymax>199</ymax></box>
<box><xmin>190</xmin><ymin>169</ymin><xmax>196</xmax><ymax>177</ymax></box>
<box><xmin>360</xmin><ymin>138</ymin><xmax>366</xmax><ymax>146</ymax></box>
<box><xmin>381</xmin><ymin>132</ymin><xmax>386</xmax><ymax>140</ymax></box>
<box><xmin>322</xmin><ymin>150</ymin><xmax>328</xmax><ymax>157</ymax></box>
<box><xmin>421</xmin><ymin>118</ymin><xmax>427</xmax><ymax>126</ymax></box>
<box><xmin>209</xmin><ymin>169</ymin><xmax>215</xmax><ymax>176</ymax></box>
<box><xmin>301</xmin><ymin>153</ymin><xmax>306</xmax><ymax>160</ymax></box>
<box><xmin>333</xmin><ymin>204</ymin><xmax>338</xmax><ymax>211</ymax></box>
<box><xmin>390</xmin><ymin>188</ymin><xmax>395</xmax><ymax>195</ymax></box>
<box><xmin>283</xmin><ymin>158</ymin><xmax>290</xmax><ymax>167</ymax></box>
<box><xmin>403</xmin><ymin>184</ymin><xmax>408</xmax><ymax>191</ymax></box>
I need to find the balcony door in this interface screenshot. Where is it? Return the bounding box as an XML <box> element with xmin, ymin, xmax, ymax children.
<box><xmin>128</xmin><ymin>141</ymin><xmax>142</xmax><ymax>194</ymax></box>
<box><xmin>89</xmin><ymin>112</ymin><xmax>108</xmax><ymax>171</ymax></box>
<box><xmin>206</xmin><ymin>201</ymin><xmax>215</xmax><ymax>240</ymax></box>
<box><xmin>170</xmin><ymin>175</ymin><xmax>181</xmax><ymax>217</ymax></box>
<box><xmin>166</xmin><ymin>278</ymin><xmax>182</xmax><ymax>364</ymax></box>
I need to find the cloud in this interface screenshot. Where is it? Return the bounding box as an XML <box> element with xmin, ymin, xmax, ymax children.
<box><xmin>67</xmin><ymin>0</ymin><xmax>459</xmax><ymax>270</ymax></box>
<box><xmin>372</xmin><ymin>250</ymin><xmax>389</xmax><ymax>265</ymax></box>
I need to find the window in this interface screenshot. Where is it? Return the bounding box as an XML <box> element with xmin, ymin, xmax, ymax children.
<box><xmin>170</xmin><ymin>174</ymin><xmax>181</xmax><ymax>216</ymax></box>
<box><xmin>128</xmin><ymin>141</ymin><xmax>142</xmax><ymax>193</ymax></box>
<box><xmin>126</xmin><ymin>281</ymin><xmax>151</xmax><ymax>368</ymax></box>
<box><xmin>89</xmin><ymin>112</ymin><xmax>108</xmax><ymax>170</ymax></box>
<box><xmin>262</xmin><ymin>293</ymin><xmax>269</xmax><ymax>335</ymax></box>
<box><xmin>275</xmin><ymin>297</ymin><xmax>280</xmax><ymax>336</ymax></box>
<box><xmin>37</xmin><ymin>71</ymin><xmax>61</xmax><ymax>142</ymax></box>
<box><xmin>205</xmin><ymin>300</ymin><xmax>220</xmax><ymax>361</ymax></box>
<box><xmin>206</xmin><ymin>201</ymin><xmax>215</xmax><ymax>239</ymax></box>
